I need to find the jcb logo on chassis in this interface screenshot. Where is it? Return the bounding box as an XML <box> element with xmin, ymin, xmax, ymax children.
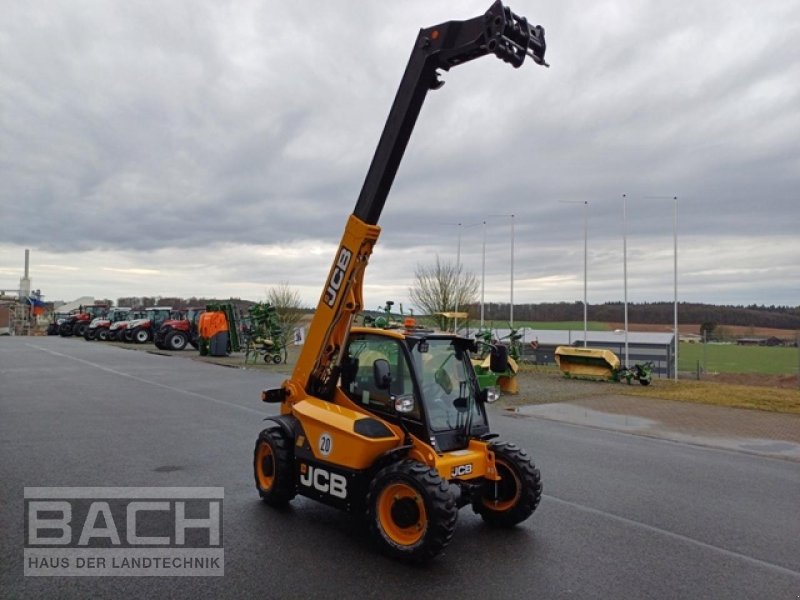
<box><xmin>451</xmin><ymin>464</ymin><xmax>473</xmax><ymax>477</ymax></box>
<box><xmin>323</xmin><ymin>247</ymin><xmax>352</xmax><ymax>308</ymax></box>
<box><xmin>299</xmin><ymin>465</ymin><xmax>348</xmax><ymax>499</ymax></box>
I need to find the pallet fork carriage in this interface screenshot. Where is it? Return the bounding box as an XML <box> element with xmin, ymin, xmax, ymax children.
<box><xmin>254</xmin><ymin>2</ymin><xmax>548</xmax><ymax>562</ymax></box>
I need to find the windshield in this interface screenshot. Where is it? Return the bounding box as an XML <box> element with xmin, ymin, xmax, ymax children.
<box><xmin>412</xmin><ymin>338</ymin><xmax>483</xmax><ymax>432</ymax></box>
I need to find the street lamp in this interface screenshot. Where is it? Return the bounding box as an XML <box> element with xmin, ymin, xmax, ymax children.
<box><xmin>622</xmin><ymin>193</ymin><xmax>629</xmax><ymax>366</ymax></box>
<box><xmin>560</xmin><ymin>200</ymin><xmax>589</xmax><ymax>347</ymax></box>
<box><xmin>452</xmin><ymin>221</ymin><xmax>481</xmax><ymax>333</ymax></box>
<box><xmin>481</xmin><ymin>220</ymin><xmax>486</xmax><ymax>328</ymax></box>
<box><xmin>488</xmin><ymin>213</ymin><xmax>516</xmax><ymax>327</ymax></box>
<box><xmin>624</xmin><ymin>194</ymin><xmax>679</xmax><ymax>379</ymax></box>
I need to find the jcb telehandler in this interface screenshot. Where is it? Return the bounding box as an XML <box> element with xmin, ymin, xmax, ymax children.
<box><xmin>254</xmin><ymin>1</ymin><xmax>547</xmax><ymax>562</ymax></box>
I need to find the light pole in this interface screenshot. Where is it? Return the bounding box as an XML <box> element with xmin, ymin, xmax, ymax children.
<box><xmin>452</xmin><ymin>221</ymin><xmax>481</xmax><ymax>333</ymax></box>
<box><xmin>672</xmin><ymin>195</ymin><xmax>678</xmax><ymax>381</ymax></box>
<box><xmin>641</xmin><ymin>195</ymin><xmax>679</xmax><ymax>380</ymax></box>
<box><xmin>622</xmin><ymin>193</ymin><xmax>629</xmax><ymax>366</ymax></box>
<box><xmin>481</xmin><ymin>220</ymin><xmax>486</xmax><ymax>328</ymax></box>
<box><xmin>456</xmin><ymin>222</ymin><xmax>462</xmax><ymax>333</ymax></box>
<box><xmin>626</xmin><ymin>195</ymin><xmax>679</xmax><ymax>379</ymax></box>
<box><xmin>488</xmin><ymin>213</ymin><xmax>516</xmax><ymax>327</ymax></box>
<box><xmin>560</xmin><ymin>200</ymin><xmax>589</xmax><ymax>346</ymax></box>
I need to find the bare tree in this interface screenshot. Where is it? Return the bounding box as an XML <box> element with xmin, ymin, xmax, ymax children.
<box><xmin>409</xmin><ymin>256</ymin><xmax>479</xmax><ymax>331</ymax></box>
<box><xmin>266</xmin><ymin>282</ymin><xmax>307</xmax><ymax>347</ymax></box>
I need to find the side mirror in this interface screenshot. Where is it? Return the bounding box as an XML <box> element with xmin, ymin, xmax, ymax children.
<box><xmin>373</xmin><ymin>359</ymin><xmax>392</xmax><ymax>390</ymax></box>
<box><xmin>490</xmin><ymin>345</ymin><xmax>508</xmax><ymax>373</ymax></box>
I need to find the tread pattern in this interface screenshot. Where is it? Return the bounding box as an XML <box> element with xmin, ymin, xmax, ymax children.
<box><xmin>473</xmin><ymin>440</ymin><xmax>542</xmax><ymax>527</ymax></box>
<box><xmin>367</xmin><ymin>460</ymin><xmax>458</xmax><ymax>563</ymax></box>
<box><xmin>253</xmin><ymin>425</ymin><xmax>296</xmax><ymax>506</ymax></box>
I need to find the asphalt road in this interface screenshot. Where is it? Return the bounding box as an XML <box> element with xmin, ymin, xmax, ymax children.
<box><xmin>1</xmin><ymin>336</ymin><xmax>798</xmax><ymax>599</ymax></box>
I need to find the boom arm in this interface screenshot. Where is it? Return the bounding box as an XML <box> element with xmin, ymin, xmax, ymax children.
<box><xmin>276</xmin><ymin>2</ymin><xmax>547</xmax><ymax>404</ymax></box>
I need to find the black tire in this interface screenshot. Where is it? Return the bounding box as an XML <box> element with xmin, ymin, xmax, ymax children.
<box><xmin>472</xmin><ymin>441</ymin><xmax>542</xmax><ymax>528</ymax></box>
<box><xmin>84</xmin><ymin>328</ymin><xmax>97</xmax><ymax>341</ymax></box>
<box><xmin>272</xmin><ymin>354</ymin><xmax>282</xmax><ymax>365</ymax></box>
<box><xmin>166</xmin><ymin>331</ymin><xmax>188</xmax><ymax>351</ymax></box>
<box><xmin>97</xmin><ymin>328</ymin><xmax>109</xmax><ymax>341</ymax></box>
<box><xmin>639</xmin><ymin>378</ymin><xmax>651</xmax><ymax>386</ymax></box>
<box><xmin>59</xmin><ymin>323</ymin><xmax>73</xmax><ymax>337</ymax></box>
<box><xmin>74</xmin><ymin>322</ymin><xmax>88</xmax><ymax>337</ymax></box>
<box><xmin>123</xmin><ymin>329</ymin><xmax>134</xmax><ymax>342</ymax></box>
<box><xmin>367</xmin><ymin>460</ymin><xmax>458</xmax><ymax>563</ymax></box>
<box><xmin>133</xmin><ymin>328</ymin><xmax>150</xmax><ymax>344</ymax></box>
<box><xmin>253</xmin><ymin>426</ymin><xmax>295</xmax><ymax>506</ymax></box>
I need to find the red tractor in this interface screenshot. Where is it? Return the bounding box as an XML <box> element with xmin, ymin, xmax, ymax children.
<box><xmin>154</xmin><ymin>307</ymin><xmax>205</xmax><ymax>351</ymax></box>
<box><xmin>58</xmin><ymin>304</ymin><xmax>110</xmax><ymax>337</ymax></box>
<box><xmin>125</xmin><ymin>307</ymin><xmax>183</xmax><ymax>344</ymax></box>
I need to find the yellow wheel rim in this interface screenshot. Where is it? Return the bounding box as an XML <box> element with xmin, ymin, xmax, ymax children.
<box><xmin>482</xmin><ymin>457</ymin><xmax>521</xmax><ymax>512</ymax></box>
<box><xmin>377</xmin><ymin>483</ymin><xmax>427</xmax><ymax>546</ymax></box>
<box><xmin>255</xmin><ymin>442</ymin><xmax>275</xmax><ymax>490</ymax></box>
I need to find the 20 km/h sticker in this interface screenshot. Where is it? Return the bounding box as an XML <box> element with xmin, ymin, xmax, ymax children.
<box><xmin>318</xmin><ymin>433</ymin><xmax>333</xmax><ymax>457</ymax></box>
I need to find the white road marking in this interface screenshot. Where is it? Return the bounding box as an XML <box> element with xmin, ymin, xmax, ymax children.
<box><xmin>545</xmin><ymin>494</ymin><xmax>800</xmax><ymax>579</ymax></box>
<box><xmin>27</xmin><ymin>343</ymin><xmax>265</xmax><ymax>415</ymax></box>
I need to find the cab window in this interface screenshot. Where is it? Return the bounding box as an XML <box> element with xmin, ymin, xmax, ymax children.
<box><xmin>342</xmin><ymin>334</ymin><xmax>418</xmax><ymax>419</ymax></box>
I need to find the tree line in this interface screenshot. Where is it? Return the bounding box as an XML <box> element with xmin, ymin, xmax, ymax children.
<box><xmin>464</xmin><ymin>301</ymin><xmax>800</xmax><ymax>329</ymax></box>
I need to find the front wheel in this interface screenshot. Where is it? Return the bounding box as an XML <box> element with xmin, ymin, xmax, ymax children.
<box><xmin>253</xmin><ymin>426</ymin><xmax>296</xmax><ymax>506</ymax></box>
<box><xmin>133</xmin><ymin>328</ymin><xmax>150</xmax><ymax>344</ymax></box>
<box><xmin>473</xmin><ymin>441</ymin><xmax>542</xmax><ymax>528</ymax></box>
<box><xmin>367</xmin><ymin>461</ymin><xmax>457</xmax><ymax>563</ymax></box>
<box><xmin>167</xmin><ymin>331</ymin><xmax>188</xmax><ymax>351</ymax></box>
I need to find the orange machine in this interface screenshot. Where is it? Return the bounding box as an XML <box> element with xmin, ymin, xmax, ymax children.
<box><xmin>254</xmin><ymin>1</ymin><xmax>548</xmax><ymax>562</ymax></box>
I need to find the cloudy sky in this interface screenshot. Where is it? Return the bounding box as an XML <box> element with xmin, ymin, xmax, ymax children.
<box><xmin>1</xmin><ymin>0</ymin><xmax>798</xmax><ymax>312</ymax></box>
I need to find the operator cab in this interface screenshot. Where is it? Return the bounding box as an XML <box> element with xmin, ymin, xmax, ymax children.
<box><xmin>341</xmin><ymin>328</ymin><xmax>493</xmax><ymax>452</ymax></box>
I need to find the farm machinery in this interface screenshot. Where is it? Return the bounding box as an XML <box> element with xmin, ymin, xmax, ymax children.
<box><xmin>123</xmin><ymin>307</ymin><xmax>181</xmax><ymax>344</ymax></box>
<box><xmin>197</xmin><ymin>303</ymin><xmax>241</xmax><ymax>357</ymax></box>
<box><xmin>84</xmin><ymin>307</ymin><xmax>131</xmax><ymax>340</ymax></box>
<box><xmin>243</xmin><ymin>302</ymin><xmax>286</xmax><ymax>364</ymax></box>
<box><xmin>555</xmin><ymin>346</ymin><xmax>653</xmax><ymax>385</ymax></box>
<box><xmin>58</xmin><ymin>303</ymin><xmax>110</xmax><ymax>337</ymax></box>
<box><xmin>154</xmin><ymin>307</ymin><xmax>205</xmax><ymax>351</ymax></box>
<box><xmin>253</xmin><ymin>2</ymin><xmax>547</xmax><ymax>562</ymax></box>
<box><xmin>471</xmin><ymin>327</ymin><xmax>521</xmax><ymax>395</ymax></box>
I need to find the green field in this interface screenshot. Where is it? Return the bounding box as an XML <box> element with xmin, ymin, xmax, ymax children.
<box><xmin>679</xmin><ymin>341</ymin><xmax>799</xmax><ymax>375</ymax></box>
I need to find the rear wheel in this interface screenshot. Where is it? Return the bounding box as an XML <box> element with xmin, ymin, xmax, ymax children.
<box><xmin>97</xmin><ymin>328</ymin><xmax>109</xmax><ymax>341</ymax></box>
<box><xmin>473</xmin><ymin>441</ymin><xmax>542</xmax><ymax>528</ymax></box>
<box><xmin>368</xmin><ymin>461</ymin><xmax>457</xmax><ymax>563</ymax></box>
<box><xmin>167</xmin><ymin>331</ymin><xmax>188</xmax><ymax>351</ymax></box>
<box><xmin>253</xmin><ymin>426</ymin><xmax>295</xmax><ymax>506</ymax></box>
<box><xmin>83</xmin><ymin>328</ymin><xmax>96</xmax><ymax>341</ymax></box>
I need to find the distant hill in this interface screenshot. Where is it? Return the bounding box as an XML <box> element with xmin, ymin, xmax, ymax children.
<box><xmin>467</xmin><ymin>302</ymin><xmax>800</xmax><ymax>330</ymax></box>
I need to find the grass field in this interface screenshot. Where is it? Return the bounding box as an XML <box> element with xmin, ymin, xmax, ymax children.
<box><xmin>679</xmin><ymin>342</ymin><xmax>799</xmax><ymax>375</ymax></box>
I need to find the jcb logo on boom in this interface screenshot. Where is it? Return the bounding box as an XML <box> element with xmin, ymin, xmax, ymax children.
<box><xmin>324</xmin><ymin>247</ymin><xmax>353</xmax><ymax>308</ymax></box>
<box><xmin>299</xmin><ymin>465</ymin><xmax>348</xmax><ymax>499</ymax></box>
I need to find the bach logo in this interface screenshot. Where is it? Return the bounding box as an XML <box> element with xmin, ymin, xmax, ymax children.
<box><xmin>24</xmin><ymin>487</ymin><xmax>224</xmax><ymax>577</ymax></box>
<box><xmin>323</xmin><ymin>247</ymin><xmax>353</xmax><ymax>308</ymax></box>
